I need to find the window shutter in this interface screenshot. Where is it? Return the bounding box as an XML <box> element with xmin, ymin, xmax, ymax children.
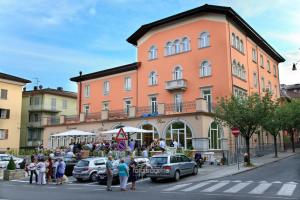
<box><xmin>5</xmin><ymin>130</ymin><xmax>8</xmax><ymax>139</ymax></box>
<box><xmin>6</xmin><ymin>109</ymin><xmax>10</xmax><ymax>119</ymax></box>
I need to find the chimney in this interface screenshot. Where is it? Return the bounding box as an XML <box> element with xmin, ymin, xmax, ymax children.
<box><xmin>23</xmin><ymin>87</ymin><xmax>26</xmax><ymax>92</ymax></box>
<box><xmin>57</xmin><ymin>87</ymin><xmax>63</xmax><ymax>91</ymax></box>
<box><xmin>33</xmin><ymin>86</ymin><xmax>38</xmax><ymax>90</ymax></box>
<box><xmin>39</xmin><ymin>85</ymin><xmax>43</xmax><ymax>90</ymax></box>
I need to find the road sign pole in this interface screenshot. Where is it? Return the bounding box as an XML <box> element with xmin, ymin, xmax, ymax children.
<box><xmin>237</xmin><ymin>137</ymin><xmax>239</xmax><ymax>171</ymax></box>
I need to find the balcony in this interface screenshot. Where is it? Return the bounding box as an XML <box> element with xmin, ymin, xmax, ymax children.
<box><xmin>29</xmin><ymin>105</ymin><xmax>60</xmax><ymax>113</ymax></box>
<box><xmin>165</xmin><ymin>79</ymin><xmax>187</xmax><ymax>91</ymax></box>
<box><xmin>28</xmin><ymin>121</ymin><xmax>43</xmax><ymax>128</ymax></box>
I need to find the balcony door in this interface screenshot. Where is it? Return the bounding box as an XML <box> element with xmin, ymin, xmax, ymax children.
<box><xmin>174</xmin><ymin>94</ymin><xmax>182</xmax><ymax>112</ymax></box>
<box><xmin>173</xmin><ymin>66</ymin><xmax>182</xmax><ymax>80</ymax></box>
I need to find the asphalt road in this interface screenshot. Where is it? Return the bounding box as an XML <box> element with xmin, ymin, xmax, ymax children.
<box><xmin>0</xmin><ymin>153</ymin><xmax>299</xmax><ymax>200</ymax></box>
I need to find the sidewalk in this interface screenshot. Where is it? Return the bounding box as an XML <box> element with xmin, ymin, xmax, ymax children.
<box><xmin>195</xmin><ymin>149</ymin><xmax>299</xmax><ymax>182</ymax></box>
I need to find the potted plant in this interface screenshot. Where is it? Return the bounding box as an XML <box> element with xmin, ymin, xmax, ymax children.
<box><xmin>3</xmin><ymin>157</ymin><xmax>24</xmax><ymax>181</ymax></box>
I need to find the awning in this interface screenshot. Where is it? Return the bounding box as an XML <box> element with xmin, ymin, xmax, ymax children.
<box><xmin>100</xmin><ymin>126</ymin><xmax>153</xmax><ymax>134</ymax></box>
<box><xmin>51</xmin><ymin>130</ymin><xmax>96</xmax><ymax>137</ymax></box>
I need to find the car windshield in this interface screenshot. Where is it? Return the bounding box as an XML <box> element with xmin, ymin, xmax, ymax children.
<box><xmin>0</xmin><ymin>156</ymin><xmax>10</xmax><ymax>161</ymax></box>
<box><xmin>76</xmin><ymin>160</ymin><xmax>89</xmax><ymax>167</ymax></box>
<box><xmin>150</xmin><ymin>157</ymin><xmax>168</xmax><ymax>166</ymax></box>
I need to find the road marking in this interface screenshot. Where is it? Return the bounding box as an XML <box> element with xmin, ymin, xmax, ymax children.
<box><xmin>248</xmin><ymin>182</ymin><xmax>272</xmax><ymax>194</ymax></box>
<box><xmin>46</xmin><ymin>187</ymin><xmax>57</xmax><ymax>189</ymax></box>
<box><xmin>232</xmin><ymin>180</ymin><xmax>242</xmax><ymax>183</ymax></box>
<box><xmin>163</xmin><ymin>183</ymin><xmax>192</xmax><ymax>192</ymax></box>
<box><xmin>277</xmin><ymin>182</ymin><xmax>297</xmax><ymax>196</ymax></box>
<box><xmin>202</xmin><ymin>181</ymin><xmax>230</xmax><ymax>192</ymax></box>
<box><xmin>223</xmin><ymin>182</ymin><xmax>251</xmax><ymax>193</ymax></box>
<box><xmin>181</xmin><ymin>180</ymin><xmax>217</xmax><ymax>192</ymax></box>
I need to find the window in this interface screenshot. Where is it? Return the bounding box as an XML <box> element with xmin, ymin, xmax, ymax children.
<box><xmin>199</xmin><ymin>32</ymin><xmax>210</xmax><ymax>48</ymax></box>
<box><xmin>124</xmin><ymin>100</ymin><xmax>131</xmax><ymax>115</ymax></box>
<box><xmin>165</xmin><ymin>41</ymin><xmax>173</xmax><ymax>56</ymax></box>
<box><xmin>29</xmin><ymin>113</ymin><xmax>40</xmax><ymax>122</ymax></box>
<box><xmin>29</xmin><ymin>96</ymin><xmax>40</xmax><ymax>106</ymax></box>
<box><xmin>273</xmin><ymin>65</ymin><xmax>277</xmax><ymax>76</ymax></box>
<box><xmin>252</xmin><ymin>48</ymin><xmax>257</xmax><ymax>62</ymax></box>
<box><xmin>236</xmin><ymin>36</ymin><xmax>240</xmax><ymax>50</ymax></box>
<box><xmin>62</xmin><ymin>99</ymin><xmax>67</xmax><ymax>109</ymax></box>
<box><xmin>0</xmin><ymin>89</ymin><xmax>8</xmax><ymax>100</ymax></box>
<box><xmin>102</xmin><ymin>101</ymin><xmax>109</xmax><ymax>111</ymax></box>
<box><xmin>165</xmin><ymin>121</ymin><xmax>193</xmax><ymax>149</ymax></box>
<box><xmin>261</xmin><ymin>77</ymin><xmax>265</xmax><ymax>91</ymax></box>
<box><xmin>240</xmin><ymin>40</ymin><xmax>244</xmax><ymax>53</ymax></box>
<box><xmin>103</xmin><ymin>81</ymin><xmax>110</xmax><ymax>95</ymax></box>
<box><xmin>200</xmin><ymin>61</ymin><xmax>211</xmax><ymax>77</ymax></box>
<box><xmin>174</xmin><ymin>40</ymin><xmax>181</xmax><ymax>54</ymax></box>
<box><xmin>148</xmin><ymin>45</ymin><xmax>157</xmax><ymax>60</ymax></box>
<box><xmin>124</xmin><ymin>77</ymin><xmax>132</xmax><ymax>91</ymax></box>
<box><xmin>174</xmin><ymin>94</ymin><xmax>182</xmax><ymax>112</ymax></box>
<box><xmin>253</xmin><ymin>73</ymin><xmax>258</xmax><ymax>88</ymax></box>
<box><xmin>150</xmin><ymin>96</ymin><xmax>157</xmax><ymax>114</ymax></box>
<box><xmin>241</xmin><ymin>65</ymin><xmax>246</xmax><ymax>80</ymax></box>
<box><xmin>267</xmin><ymin>60</ymin><xmax>271</xmax><ymax>72</ymax></box>
<box><xmin>83</xmin><ymin>105</ymin><xmax>90</xmax><ymax>114</ymax></box>
<box><xmin>208</xmin><ymin>122</ymin><xmax>223</xmax><ymax>149</ymax></box>
<box><xmin>233</xmin><ymin>86</ymin><xmax>247</xmax><ymax>98</ymax></box>
<box><xmin>231</xmin><ymin>33</ymin><xmax>236</xmax><ymax>47</ymax></box>
<box><xmin>232</xmin><ymin>60</ymin><xmax>237</xmax><ymax>75</ymax></box>
<box><xmin>237</xmin><ymin>62</ymin><xmax>241</xmax><ymax>77</ymax></box>
<box><xmin>268</xmin><ymin>81</ymin><xmax>272</xmax><ymax>92</ymax></box>
<box><xmin>201</xmin><ymin>88</ymin><xmax>212</xmax><ymax>112</ymax></box>
<box><xmin>260</xmin><ymin>55</ymin><xmax>264</xmax><ymax>67</ymax></box>
<box><xmin>182</xmin><ymin>37</ymin><xmax>190</xmax><ymax>52</ymax></box>
<box><xmin>173</xmin><ymin>66</ymin><xmax>182</xmax><ymax>80</ymax></box>
<box><xmin>51</xmin><ymin>98</ymin><xmax>56</xmax><ymax>110</ymax></box>
<box><xmin>149</xmin><ymin>71</ymin><xmax>157</xmax><ymax>86</ymax></box>
<box><xmin>0</xmin><ymin>129</ymin><xmax>8</xmax><ymax>140</ymax></box>
<box><xmin>84</xmin><ymin>85</ymin><xmax>90</xmax><ymax>98</ymax></box>
<box><xmin>0</xmin><ymin>109</ymin><xmax>10</xmax><ymax>119</ymax></box>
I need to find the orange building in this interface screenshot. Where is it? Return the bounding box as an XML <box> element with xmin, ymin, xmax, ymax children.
<box><xmin>44</xmin><ymin>5</ymin><xmax>285</xmax><ymax>159</ymax></box>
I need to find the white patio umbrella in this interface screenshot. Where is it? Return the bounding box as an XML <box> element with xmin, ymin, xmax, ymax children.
<box><xmin>100</xmin><ymin>126</ymin><xmax>153</xmax><ymax>134</ymax></box>
<box><xmin>51</xmin><ymin>129</ymin><xmax>96</xmax><ymax>137</ymax></box>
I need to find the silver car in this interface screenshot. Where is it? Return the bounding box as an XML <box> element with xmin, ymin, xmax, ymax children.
<box><xmin>148</xmin><ymin>154</ymin><xmax>198</xmax><ymax>182</ymax></box>
<box><xmin>0</xmin><ymin>154</ymin><xmax>24</xmax><ymax>169</ymax></box>
<box><xmin>72</xmin><ymin>157</ymin><xmax>107</xmax><ymax>182</ymax></box>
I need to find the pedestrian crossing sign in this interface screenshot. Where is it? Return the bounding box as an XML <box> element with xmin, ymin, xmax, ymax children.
<box><xmin>116</xmin><ymin>127</ymin><xmax>128</xmax><ymax>141</ymax></box>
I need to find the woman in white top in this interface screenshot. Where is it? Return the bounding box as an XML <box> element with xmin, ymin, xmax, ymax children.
<box><xmin>28</xmin><ymin>158</ymin><xmax>38</xmax><ymax>184</ymax></box>
<box><xmin>36</xmin><ymin>158</ymin><xmax>46</xmax><ymax>185</ymax></box>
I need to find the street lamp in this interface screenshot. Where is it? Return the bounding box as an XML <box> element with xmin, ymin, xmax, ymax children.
<box><xmin>292</xmin><ymin>62</ymin><xmax>298</xmax><ymax>71</ymax></box>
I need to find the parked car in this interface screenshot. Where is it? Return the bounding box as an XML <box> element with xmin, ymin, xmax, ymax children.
<box><xmin>148</xmin><ymin>154</ymin><xmax>198</xmax><ymax>182</ymax></box>
<box><xmin>0</xmin><ymin>154</ymin><xmax>24</xmax><ymax>169</ymax></box>
<box><xmin>97</xmin><ymin>157</ymin><xmax>151</xmax><ymax>185</ymax></box>
<box><xmin>72</xmin><ymin>157</ymin><xmax>107</xmax><ymax>182</ymax></box>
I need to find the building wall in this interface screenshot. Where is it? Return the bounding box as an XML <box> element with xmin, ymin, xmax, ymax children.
<box><xmin>0</xmin><ymin>79</ymin><xmax>24</xmax><ymax>150</ymax></box>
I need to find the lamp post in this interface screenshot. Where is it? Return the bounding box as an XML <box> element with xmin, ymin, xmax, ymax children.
<box><xmin>292</xmin><ymin>62</ymin><xmax>298</xmax><ymax>71</ymax></box>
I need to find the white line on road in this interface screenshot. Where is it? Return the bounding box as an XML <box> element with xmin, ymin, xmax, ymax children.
<box><xmin>223</xmin><ymin>182</ymin><xmax>251</xmax><ymax>193</ymax></box>
<box><xmin>202</xmin><ymin>181</ymin><xmax>230</xmax><ymax>192</ymax></box>
<box><xmin>277</xmin><ymin>182</ymin><xmax>297</xmax><ymax>196</ymax></box>
<box><xmin>163</xmin><ymin>183</ymin><xmax>192</xmax><ymax>192</ymax></box>
<box><xmin>181</xmin><ymin>181</ymin><xmax>217</xmax><ymax>192</ymax></box>
<box><xmin>248</xmin><ymin>182</ymin><xmax>272</xmax><ymax>195</ymax></box>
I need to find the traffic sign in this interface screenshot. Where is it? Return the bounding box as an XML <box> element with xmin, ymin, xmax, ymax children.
<box><xmin>118</xmin><ymin>140</ymin><xmax>126</xmax><ymax>151</ymax></box>
<box><xmin>231</xmin><ymin>127</ymin><xmax>240</xmax><ymax>137</ymax></box>
<box><xmin>116</xmin><ymin>127</ymin><xmax>128</xmax><ymax>141</ymax></box>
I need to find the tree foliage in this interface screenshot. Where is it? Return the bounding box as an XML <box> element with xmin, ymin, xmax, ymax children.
<box><xmin>6</xmin><ymin>157</ymin><xmax>16</xmax><ymax>170</ymax></box>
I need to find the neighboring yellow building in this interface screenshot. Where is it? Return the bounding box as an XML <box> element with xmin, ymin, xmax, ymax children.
<box><xmin>0</xmin><ymin>72</ymin><xmax>30</xmax><ymax>152</ymax></box>
<box><xmin>20</xmin><ymin>87</ymin><xmax>77</xmax><ymax>148</ymax></box>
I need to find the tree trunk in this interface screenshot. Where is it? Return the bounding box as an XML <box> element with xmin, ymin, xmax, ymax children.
<box><xmin>273</xmin><ymin>135</ymin><xmax>278</xmax><ymax>158</ymax></box>
<box><xmin>245</xmin><ymin>136</ymin><xmax>251</xmax><ymax>165</ymax></box>
<box><xmin>290</xmin><ymin>131</ymin><xmax>295</xmax><ymax>153</ymax></box>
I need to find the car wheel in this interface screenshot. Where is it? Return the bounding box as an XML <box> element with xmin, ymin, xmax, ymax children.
<box><xmin>174</xmin><ymin>171</ymin><xmax>180</xmax><ymax>182</ymax></box>
<box><xmin>192</xmin><ymin>166</ymin><xmax>198</xmax><ymax>175</ymax></box>
<box><xmin>90</xmin><ymin>172</ymin><xmax>97</xmax><ymax>182</ymax></box>
<box><xmin>150</xmin><ymin>177</ymin><xmax>157</xmax><ymax>182</ymax></box>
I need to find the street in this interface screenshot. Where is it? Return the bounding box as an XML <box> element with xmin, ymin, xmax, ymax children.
<box><xmin>0</xmin><ymin>153</ymin><xmax>299</xmax><ymax>200</ymax></box>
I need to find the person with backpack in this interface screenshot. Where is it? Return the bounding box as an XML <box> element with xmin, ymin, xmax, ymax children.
<box><xmin>56</xmin><ymin>157</ymin><xmax>66</xmax><ymax>185</ymax></box>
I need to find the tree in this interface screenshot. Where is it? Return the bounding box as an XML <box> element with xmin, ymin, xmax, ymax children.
<box><xmin>278</xmin><ymin>100</ymin><xmax>300</xmax><ymax>152</ymax></box>
<box><xmin>6</xmin><ymin>157</ymin><xmax>16</xmax><ymax>170</ymax></box>
<box><xmin>215</xmin><ymin>93</ymin><xmax>270</xmax><ymax>165</ymax></box>
<box><xmin>261</xmin><ymin>102</ymin><xmax>282</xmax><ymax>157</ymax></box>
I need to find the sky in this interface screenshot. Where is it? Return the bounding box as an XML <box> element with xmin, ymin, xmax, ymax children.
<box><xmin>0</xmin><ymin>0</ymin><xmax>299</xmax><ymax>92</ymax></box>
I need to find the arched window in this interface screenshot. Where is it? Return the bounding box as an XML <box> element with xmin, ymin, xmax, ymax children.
<box><xmin>232</xmin><ymin>33</ymin><xmax>236</xmax><ymax>47</ymax></box>
<box><xmin>232</xmin><ymin>60</ymin><xmax>237</xmax><ymax>75</ymax></box>
<box><xmin>240</xmin><ymin>40</ymin><xmax>244</xmax><ymax>53</ymax></box>
<box><xmin>165</xmin><ymin>121</ymin><xmax>193</xmax><ymax>149</ymax></box>
<box><xmin>165</xmin><ymin>41</ymin><xmax>173</xmax><ymax>56</ymax></box>
<box><xmin>174</xmin><ymin>40</ymin><xmax>181</xmax><ymax>54</ymax></box>
<box><xmin>148</xmin><ymin>45</ymin><xmax>157</xmax><ymax>60</ymax></box>
<box><xmin>199</xmin><ymin>32</ymin><xmax>210</xmax><ymax>48</ymax></box>
<box><xmin>200</xmin><ymin>60</ymin><xmax>211</xmax><ymax>77</ymax></box>
<box><xmin>236</xmin><ymin>36</ymin><xmax>240</xmax><ymax>50</ymax></box>
<box><xmin>208</xmin><ymin>121</ymin><xmax>223</xmax><ymax>150</ymax></box>
<box><xmin>173</xmin><ymin>66</ymin><xmax>182</xmax><ymax>80</ymax></box>
<box><xmin>182</xmin><ymin>37</ymin><xmax>190</xmax><ymax>52</ymax></box>
<box><xmin>237</xmin><ymin>62</ymin><xmax>241</xmax><ymax>77</ymax></box>
<box><xmin>139</xmin><ymin>124</ymin><xmax>159</xmax><ymax>146</ymax></box>
<box><xmin>241</xmin><ymin>65</ymin><xmax>246</xmax><ymax>80</ymax></box>
<box><xmin>149</xmin><ymin>71</ymin><xmax>157</xmax><ymax>86</ymax></box>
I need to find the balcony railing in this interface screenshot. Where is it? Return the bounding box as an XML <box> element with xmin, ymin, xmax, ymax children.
<box><xmin>47</xmin><ymin>116</ymin><xmax>60</xmax><ymax>126</ymax></box>
<box><xmin>29</xmin><ymin>105</ymin><xmax>60</xmax><ymax>112</ymax></box>
<box><xmin>65</xmin><ymin>115</ymin><xmax>80</xmax><ymax>124</ymax></box>
<box><xmin>108</xmin><ymin>109</ymin><xmax>128</xmax><ymax>120</ymax></box>
<box><xmin>165</xmin><ymin>79</ymin><xmax>187</xmax><ymax>91</ymax></box>
<box><xmin>85</xmin><ymin>112</ymin><xmax>101</xmax><ymax>122</ymax></box>
<box><xmin>28</xmin><ymin>121</ymin><xmax>43</xmax><ymax>127</ymax></box>
<box><xmin>165</xmin><ymin>101</ymin><xmax>196</xmax><ymax>114</ymax></box>
<box><xmin>136</xmin><ymin>106</ymin><xmax>158</xmax><ymax>117</ymax></box>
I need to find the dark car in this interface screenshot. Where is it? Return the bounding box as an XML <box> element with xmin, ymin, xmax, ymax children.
<box><xmin>97</xmin><ymin>157</ymin><xmax>150</xmax><ymax>185</ymax></box>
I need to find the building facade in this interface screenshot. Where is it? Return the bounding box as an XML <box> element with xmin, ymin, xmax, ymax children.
<box><xmin>0</xmin><ymin>72</ymin><xmax>30</xmax><ymax>152</ymax></box>
<box><xmin>43</xmin><ymin>5</ymin><xmax>285</xmax><ymax>157</ymax></box>
<box><xmin>20</xmin><ymin>87</ymin><xmax>77</xmax><ymax>148</ymax></box>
